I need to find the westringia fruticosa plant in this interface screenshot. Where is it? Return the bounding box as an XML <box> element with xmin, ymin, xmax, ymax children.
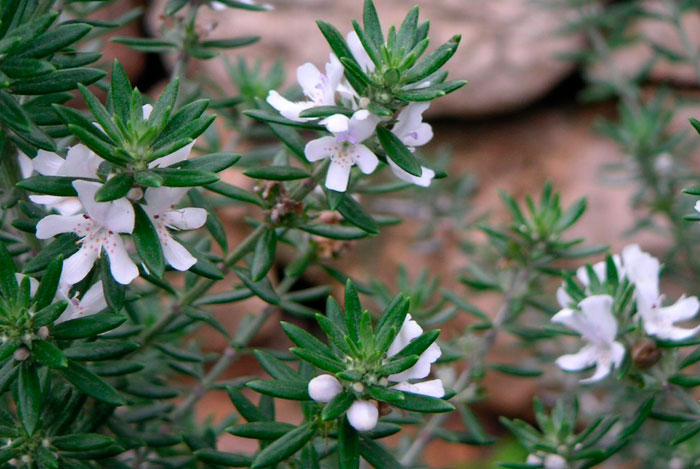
<box><xmin>1</xmin><ymin>0</ymin><xmax>700</xmax><ymax>468</ymax></box>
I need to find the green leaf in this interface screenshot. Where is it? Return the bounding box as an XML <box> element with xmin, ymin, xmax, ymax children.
<box><xmin>100</xmin><ymin>255</ymin><xmax>125</xmax><ymax>312</ymax></box>
<box><xmin>226</xmin><ymin>387</ymin><xmax>266</xmax><ymax>422</ymax></box>
<box><xmin>60</xmin><ymin>364</ymin><xmax>123</xmax><ymax>405</ymax></box>
<box><xmin>251</xmin><ymin>423</ymin><xmax>316</xmax><ymax>468</ymax></box>
<box><xmin>404</xmin><ymin>35</ymin><xmax>461</xmax><ymax>84</ymax></box>
<box><xmin>64</xmin><ymin>341</ymin><xmax>139</xmax><ymax>361</ymax></box>
<box><xmin>205</xmin><ymin>181</ymin><xmax>263</xmax><ymax>206</ymax></box>
<box><xmin>359</xmin><ymin>437</ymin><xmax>402</xmax><ymax>469</ymax></box>
<box><xmin>18</xmin><ymin>364</ymin><xmax>42</xmax><ymax>435</ymax></box>
<box><xmin>0</xmin><ymin>241</ymin><xmax>17</xmax><ymax>299</ymax></box>
<box><xmin>395</xmin><ymin>80</ymin><xmax>467</xmax><ymax>101</ymax></box>
<box><xmin>244</xmin><ymin>165</ymin><xmax>310</xmax><ymax>181</ymax></box>
<box><xmin>254</xmin><ymin>350</ymin><xmax>300</xmax><ymax>382</ymax></box>
<box><xmin>376</xmin><ymin>126</ymin><xmax>421</xmax><ymax>176</ymax></box>
<box><xmin>672</xmin><ymin>421</ymin><xmax>700</xmax><ymax>446</ymax></box>
<box><xmin>251</xmin><ymin>228</ymin><xmax>276</xmax><ymax>282</ymax></box>
<box><xmin>52</xmin><ymin>313</ymin><xmax>126</xmax><ymax>340</ymax></box>
<box><xmin>280</xmin><ymin>321</ymin><xmax>332</xmax><ymax>356</ymax></box>
<box><xmin>111</xmin><ymin>37</ymin><xmax>179</xmax><ymax>52</ymax></box>
<box><xmin>194</xmin><ymin>449</ymin><xmax>254</xmax><ymax>467</ymax></box>
<box><xmin>338</xmin><ymin>415</ymin><xmax>360</xmax><ymax>469</ymax></box>
<box><xmin>244</xmin><ymin>109</ymin><xmax>324</xmax><ymax>130</ymax></box>
<box><xmin>0</xmin><ymin>90</ymin><xmax>31</xmax><ymax>132</ymax></box>
<box><xmin>298</xmin><ymin>105</ymin><xmax>354</xmax><ymax>119</ymax></box>
<box><xmin>322</xmin><ymin>392</ymin><xmax>355</xmax><ymax>421</ymax></box>
<box><xmin>32</xmin><ymin>340</ymin><xmax>67</xmax><ymax>369</ymax></box>
<box><xmin>291</xmin><ymin>347</ymin><xmax>345</xmax><ymax>373</ymax></box>
<box><xmin>201</xmin><ymin>36</ymin><xmax>260</xmax><ymax>49</ymax></box>
<box><xmin>299</xmin><ymin>224</ymin><xmax>370</xmax><ymax>240</ymax></box>
<box><xmin>51</xmin><ymin>434</ymin><xmax>114</xmax><ymax>451</ymax></box>
<box><xmin>132</xmin><ymin>204</ymin><xmax>165</xmax><ymax>278</ymax></box>
<box><xmin>10</xmin><ymin>68</ymin><xmax>106</xmax><ymax>95</ymax></box>
<box><xmin>247</xmin><ymin>379</ymin><xmax>310</xmax><ymax>400</ymax></box>
<box><xmin>228</xmin><ymin>422</ymin><xmax>296</xmax><ymax>440</ymax></box>
<box><xmin>338</xmin><ymin>194</ymin><xmax>379</xmax><ymax>234</ymax></box>
<box><xmin>390</xmin><ymin>390</ymin><xmax>454</xmax><ymax>413</ymax></box>
<box><xmin>489</xmin><ymin>363</ymin><xmax>543</xmax><ymax>378</ymax></box>
<box><xmin>17</xmin><ymin>176</ymin><xmax>79</xmax><ymax>196</ymax></box>
<box><xmin>152</xmin><ymin>168</ymin><xmax>219</xmax><ymax>187</ymax></box>
<box><xmin>178</xmin><ymin>152</ymin><xmax>240</xmax><ymax>173</ymax></box>
<box><xmin>32</xmin><ymin>256</ymin><xmax>63</xmax><ymax>310</ymax></box>
<box><xmin>361</xmin><ymin>0</ymin><xmax>384</xmax><ymax>46</ymax></box>
<box><xmin>94</xmin><ymin>173</ymin><xmax>133</xmax><ymax>202</ymax></box>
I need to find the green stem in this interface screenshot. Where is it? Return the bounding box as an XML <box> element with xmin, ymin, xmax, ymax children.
<box><xmin>170</xmin><ymin>275</ymin><xmax>297</xmax><ymax>422</ymax></box>
<box><xmin>400</xmin><ymin>268</ymin><xmax>531</xmax><ymax>466</ymax></box>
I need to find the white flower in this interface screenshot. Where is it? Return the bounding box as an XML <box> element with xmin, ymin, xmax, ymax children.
<box><xmin>347</xmin><ymin>32</ymin><xmax>375</xmax><ymax>73</ymax></box>
<box><xmin>388</xmin><ymin>102</ymin><xmax>435</xmax><ymax>187</ymax></box>
<box><xmin>527</xmin><ymin>453</ymin><xmax>568</xmax><ymax>469</ymax></box>
<box><xmin>56</xmin><ymin>281</ymin><xmax>107</xmax><ymax>323</ymax></box>
<box><xmin>386</xmin><ymin>314</ymin><xmax>444</xmax><ymax>398</ymax></box>
<box><xmin>622</xmin><ymin>244</ymin><xmax>700</xmax><ymax>341</ymax></box>
<box><xmin>347</xmin><ymin>400</ymin><xmax>378</xmax><ymax>431</ymax></box>
<box><xmin>29</xmin><ymin>145</ymin><xmax>103</xmax><ymax>216</ymax></box>
<box><xmin>308</xmin><ymin>374</ymin><xmax>343</xmax><ymax>403</ymax></box>
<box><xmin>304</xmin><ymin>110</ymin><xmax>379</xmax><ymax>192</ymax></box>
<box><xmin>142</xmin><ymin>187</ymin><xmax>207</xmax><ymax>271</ymax></box>
<box><xmin>267</xmin><ymin>54</ymin><xmax>344</xmax><ymax>122</ymax></box>
<box><xmin>17</xmin><ymin>152</ymin><xmax>33</xmax><ymax>179</ymax></box>
<box><xmin>14</xmin><ymin>274</ymin><xmax>38</xmax><ymax>298</ymax></box>
<box><xmin>556</xmin><ymin>255</ymin><xmax>622</xmax><ymax>309</ymax></box>
<box><xmin>36</xmin><ymin>180</ymin><xmax>138</xmax><ymax>286</ymax></box>
<box><xmin>552</xmin><ymin>295</ymin><xmax>625</xmax><ymax>383</ymax></box>
<box><xmin>391</xmin><ymin>379</ymin><xmax>444</xmax><ymax>398</ymax></box>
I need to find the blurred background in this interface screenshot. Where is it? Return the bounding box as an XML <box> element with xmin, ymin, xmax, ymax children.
<box><xmin>97</xmin><ymin>0</ymin><xmax>700</xmax><ymax>466</ymax></box>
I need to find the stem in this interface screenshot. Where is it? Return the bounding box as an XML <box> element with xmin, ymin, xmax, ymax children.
<box><xmin>400</xmin><ymin>268</ymin><xmax>531</xmax><ymax>466</ymax></box>
<box><xmin>665</xmin><ymin>0</ymin><xmax>700</xmax><ymax>87</ymax></box>
<box><xmin>170</xmin><ymin>4</ymin><xmax>199</xmax><ymax>81</ymax></box>
<box><xmin>170</xmin><ymin>275</ymin><xmax>297</xmax><ymax>422</ymax></box>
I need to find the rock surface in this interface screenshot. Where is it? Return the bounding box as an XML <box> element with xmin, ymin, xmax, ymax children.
<box><xmin>146</xmin><ymin>0</ymin><xmax>583</xmax><ymax>117</ymax></box>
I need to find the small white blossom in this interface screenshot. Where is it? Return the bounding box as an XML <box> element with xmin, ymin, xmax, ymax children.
<box><xmin>527</xmin><ymin>453</ymin><xmax>568</xmax><ymax>469</ymax></box>
<box><xmin>305</xmin><ymin>110</ymin><xmax>379</xmax><ymax>192</ymax></box>
<box><xmin>389</xmin><ymin>102</ymin><xmax>435</xmax><ymax>187</ymax></box>
<box><xmin>552</xmin><ymin>295</ymin><xmax>625</xmax><ymax>383</ymax></box>
<box><xmin>267</xmin><ymin>54</ymin><xmax>344</xmax><ymax>122</ymax></box>
<box><xmin>387</xmin><ymin>314</ymin><xmax>444</xmax><ymax>398</ymax></box>
<box><xmin>28</xmin><ymin>145</ymin><xmax>103</xmax><ymax>216</ymax></box>
<box><xmin>622</xmin><ymin>244</ymin><xmax>700</xmax><ymax>341</ymax></box>
<box><xmin>142</xmin><ymin>187</ymin><xmax>207</xmax><ymax>271</ymax></box>
<box><xmin>36</xmin><ymin>180</ymin><xmax>137</xmax><ymax>286</ymax></box>
<box><xmin>56</xmin><ymin>281</ymin><xmax>107</xmax><ymax>323</ymax></box>
<box><xmin>556</xmin><ymin>255</ymin><xmax>623</xmax><ymax>309</ymax></box>
<box><xmin>347</xmin><ymin>400</ymin><xmax>378</xmax><ymax>432</ymax></box>
<box><xmin>308</xmin><ymin>374</ymin><xmax>342</xmax><ymax>403</ymax></box>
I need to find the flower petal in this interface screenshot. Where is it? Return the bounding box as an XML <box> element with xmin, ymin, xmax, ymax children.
<box><xmin>35</xmin><ymin>214</ymin><xmax>90</xmax><ymax>239</ymax></box>
<box><xmin>305</xmin><ymin>136</ymin><xmax>338</xmax><ymax>162</ymax></box>
<box><xmin>297</xmin><ymin>63</ymin><xmax>324</xmax><ymax>98</ymax></box>
<box><xmin>387</xmin><ymin>314</ymin><xmax>423</xmax><ymax>357</ymax></box>
<box><xmin>346</xmin><ymin>31</ymin><xmax>375</xmax><ymax>72</ymax></box>
<box><xmin>353</xmin><ymin>144</ymin><xmax>378</xmax><ymax>174</ymax></box>
<box><xmin>556</xmin><ymin>285</ymin><xmax>574</xmax><ymax>309</ymax></box>
<box><xmin>266</xmin><ymin>90</ymin><xmax>314</xmax><ymax>122</ymax></box>
<box><xmin>347</xmin><ymin>400</ymin><xmax>378</xmax><ymax>432</ymax></box>
<box><xmin>348</xmin><ymin>110</ymin><xmax>379</xmax><ymax>143</ymax></box>
<box><xmin>62</xmin><ymin>246</ymin><xmax>99</xmax><ymax>285</ymax></box>
<box><xmin>104</xmin><ymin>233</ymin><xmax>139</xmax><ymax>284</ymax></box>
<box><xmin>392</xmin><ymin>379</ymin><xmax>445</xmax><ymax>398</ymax></box>
<box><xmin>148</xmin><ymin>141</ymin><xmax>194</xmax><ymax>169</ymax></box>
<box><xmin>578</xmin><ymin>295</ymin><xmax>617</xmax><ymax>345</ymax></box>
<box><xmin>324</xmin><ymin>161</ymin><xmax>351</xmax><ymax>192</ymax></box>
<box><xmin>322</xmin><ymin>114</ymin><xmax>350</xmax><ymax>135</ymax></box>
<box><xmin>61</xmin><ymin>144</ymin><xmax>102</xmax><ymax>179</ymax></box>
<box><xmin>142</xmin><ymin>104</ymin><xmax>153</xmax><ymax>119</ymax></box>
<box><xmin>389</xmin><ymin>341</ymin><xmax>441</xmax><ymax>381</ymax></box>
<box><xmin>73</xmin><ymin>180</ymin><xmax>135</xmax><ymax>234</ymax></box>
<box><xmin>32</xmin><ymin>150</ymin><xmax>65</xmax><ymax>176</ymax></box>
<box><xmin>388</xmin><ymin>159</ymin><xmax>434</xmax><ymax>187</ymax></box>
<box><xmin>392</xmin><ymin>103</ymin><xmax>430</xmax><ymax>141</ymax></box>
<box><xmin>662</xmin><ymin>295</ymin><xmax>700</xmax><ymax>323</ymax></box>
<box><xmin>79</xmin><ymin>281</ymin><xmax>108</xmax><ymax>316</ymax></box>
<box><xmin>144</xmin><ymin>187</ymin><xmax>188</xmax><ymax>216</ymax></box>
<box><xmin>163</xmin><ymin>208</ymin><xmax>207</xmax><ymax>230</ymax></box>
<box><xmin>556</xmin><ymin>344</ymin><xmax>598</xmax><ymax>371</ymax></box>
<box><xmin>160</xmin><ymin>231</ymin><xmax>197</xmax><ymax>271</ymax></box>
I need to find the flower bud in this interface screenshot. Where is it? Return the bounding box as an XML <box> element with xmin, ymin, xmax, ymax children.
<box><xmin>13</xmin><ymin>348</ymin><xmax>29</xmax><ymax>362</ymax></box>
<box><xmin>347</xmin><ymin>400</ymin><xmax>378</xmax><ymax>432</ymax></box>
<box><xmin>631</xmin><ymin>338</ymin><xmax>661</xmax><ymax>369</ymax></box>
<box><xmin>308</xmin><ymin>374</ymin><xmax>342</xmax><ymax>403</ymax></box>
<box><xmin>543</xmin><ymin>454</ymin><xmax>567</xmax><ymax>469</ymax></box>
<box><xmin>37</xmin><ymin>327</ymin><xmax>49</xmax><ymax>340</ymax></box>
